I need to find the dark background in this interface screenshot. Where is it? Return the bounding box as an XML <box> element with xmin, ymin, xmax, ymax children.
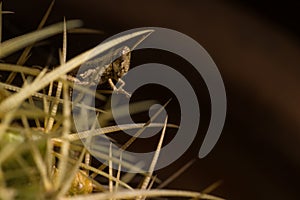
<box><xmin>2</xmin><ymin>0</ymin><xmax>300</xmax><ymax>199</ymax></box>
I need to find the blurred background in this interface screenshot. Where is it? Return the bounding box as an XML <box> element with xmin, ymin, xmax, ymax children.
<box><xmin>2</xmin><ymin>0</ymin><xmax>300</xmax><ymax>199</ymax></box>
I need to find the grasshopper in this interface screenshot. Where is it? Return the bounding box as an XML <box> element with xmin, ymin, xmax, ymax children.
<box><xmin>68</xmin><ymin>32</ymin><xmax>152</xmax><ymax>98</ymax></box>
<box><xmin>69</xmin><ymin>46</ymin><xmax>131</xmax><ymax>98</ymax></box>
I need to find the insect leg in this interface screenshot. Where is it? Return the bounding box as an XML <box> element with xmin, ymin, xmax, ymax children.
<box><xmin>108</xmin><ymin>78</ymin><xmax>131</xmax><ymax>98</ymax></box>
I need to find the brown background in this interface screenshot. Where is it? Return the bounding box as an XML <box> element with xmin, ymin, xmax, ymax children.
<box><xmin>2</xmin><ymin>0</ymin><xmax>300</xmax><ymax>199</ymax></box>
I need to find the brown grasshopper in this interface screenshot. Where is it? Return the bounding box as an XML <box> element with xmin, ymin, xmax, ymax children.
<box><xmin>68</xmin><ymin>32</ymin><xmax>152</xmax><ymax>98</ymax></box>
<box><xmin>69</xmin><ymin>46</ymin><xmax>131</xmax><ymax>97</ymax></box>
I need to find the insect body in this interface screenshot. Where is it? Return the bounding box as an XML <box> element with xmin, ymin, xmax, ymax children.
<box><xmin>72</xmin><ymin>46</ymin><xmax>131</xmax><ymax>89</ymax></box>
